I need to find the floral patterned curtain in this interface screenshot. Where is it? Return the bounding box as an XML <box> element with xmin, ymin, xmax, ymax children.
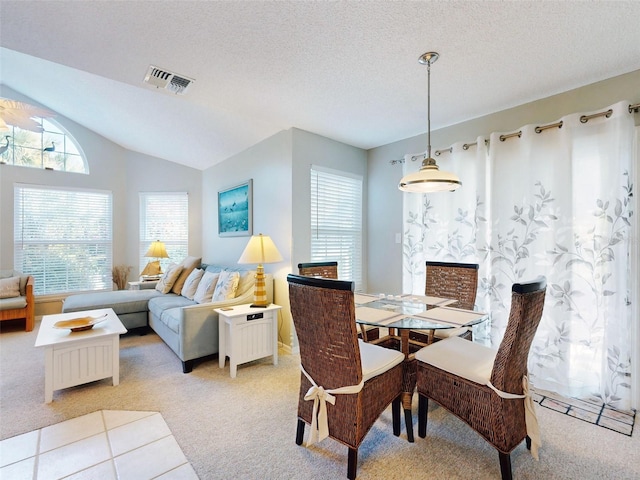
<box><xmin>402</xmin><ymin>137</ymin><xmax>491</xmax><ymax>343</ymax></box>
<box><xmin>402</xmin><ymin>101</ymin><xmax>636</xmax><ymax>410</ymax></box>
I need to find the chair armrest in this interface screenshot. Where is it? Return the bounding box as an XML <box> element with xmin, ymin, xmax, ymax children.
<box><xmin>25</xmin><ymin>276</ymin><xmax>35</xmax><ymax>332</ymax></box>
<box><xmin>25</xmin><ymin>276</ymin><xmax>34</xmax><ymax>301</ymax></box>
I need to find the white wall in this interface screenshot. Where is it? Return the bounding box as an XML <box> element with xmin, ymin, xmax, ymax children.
<box><xmin>291</xmin><ymin>127</ymin><xmax>369</xmax><ymax>286</ymax></box>
<box><xmin>203</xmin><ymin>127</ymin><xmax>367</xmax><ymax>348</ymax></box>
<box><xmin>367</xmin><ymin>69</ymin><xmax>640</xmax><ymax>294</ymax></box>
<box><xmin>0</xmin><ymin>87</ymin><xmax>202</xmax><ymax>314</ymax></box>
<box><xmin>202</xmin><ymin>129</ymin><xmax>294</xmax><ymax>346</ymax></box>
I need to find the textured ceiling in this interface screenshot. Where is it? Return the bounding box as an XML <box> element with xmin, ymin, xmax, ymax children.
<box><xmin>1</xmin><ymin>1</ymin><xmax>639</xmax><ymax>170</ymax></box>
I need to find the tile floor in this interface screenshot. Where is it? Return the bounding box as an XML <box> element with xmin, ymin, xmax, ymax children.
<box><xmin>532</xmin><ymin>389</ymin><xmax>636</xmax><ymax>436</ymax></box>
<box><xmin>0</xmin><ymin>410</ymin><xmax>199</xmax><ymax>479</ymax></box>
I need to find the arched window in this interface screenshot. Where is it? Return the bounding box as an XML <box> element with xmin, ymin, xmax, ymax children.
<box><xmin>0</xmin><ymin>118</ymin><xmax>88</xmax><ymax>173</ymax></box>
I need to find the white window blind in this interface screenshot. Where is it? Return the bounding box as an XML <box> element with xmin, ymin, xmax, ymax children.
<box><xmin>310</xmin><ymin>166</ymin><xmax>363</xmax><ymax>290</ymax></box>
<box><xmin>14</xmin><ymin>184</ymin><xmax>113</xmax><ymax>295</ymax></box>
<box><xmin>139</xmin><ymin>192</ymin><xmax>189</xmax><ymax>274</ymax></box>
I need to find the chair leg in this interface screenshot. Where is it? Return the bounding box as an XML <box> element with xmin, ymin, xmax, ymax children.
<box><xmin>295</xmin><ymin>419</ymin><xmax>305</xmax><ymax>445</ymax></box>
<box><xmin>498</xmin><ymin>452</ymin><xmax>513</xmax><ymax>480</ymax></box>
<box><xmin>347</xmin><ymin>447</ymin><xmax>358</xmax><ymax>480</ymax></box>
<box><xmin>526</xmin><ymin>435</ymin><xmax>532</xmax><ymax>450</ymax></box>
<box><xmin>392</xmin><ymin>396</ymin><xmax>401</xmax><ymax>436</ymax></box>
<box><xmin>404</xmin><ymin>407</ymin><xmax>414</xmax><ymax>443</ymax></box>
<box><xmin>418</xmin><ymin>394</ymin><xmax>428</xmax><ymax>438</ymax></box>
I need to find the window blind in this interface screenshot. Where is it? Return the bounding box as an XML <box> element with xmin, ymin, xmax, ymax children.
<box><xmin>14</xmin><ymin>184</ymin><xmax>113</xmax><ymax>295</ymax></box>
<box><xmin>310</xmin><ymin>166</ymin><xmax>364</xmax><ymax>290</ymax></box>
<box><xmin>139</xmin><ymin>192</ymin><xmax>189</xmax><ymax>273</ymax></box>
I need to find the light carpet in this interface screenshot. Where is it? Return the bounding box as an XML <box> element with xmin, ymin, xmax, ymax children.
<box><xmin>1</xmin><ymin>320</ymin><xmax>639</xmax><ymax>479</ymax></box>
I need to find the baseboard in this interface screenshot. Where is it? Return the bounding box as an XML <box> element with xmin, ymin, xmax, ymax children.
<box><xmin>278</xmin><ymin>341</ymin><xmax>299</xmax><ymax>355</ymax></box>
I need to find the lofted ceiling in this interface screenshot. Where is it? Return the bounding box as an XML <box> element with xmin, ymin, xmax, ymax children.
<box><xmin>1</xmin><ymin>1</ymin><xmax>639</xmax><ymax>171</ymax></box>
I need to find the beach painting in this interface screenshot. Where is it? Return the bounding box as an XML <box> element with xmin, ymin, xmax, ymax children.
<box><xmin>218</xmin><ymin>179</ymin><xmax>253</xmax><ymax>237</ymax></box>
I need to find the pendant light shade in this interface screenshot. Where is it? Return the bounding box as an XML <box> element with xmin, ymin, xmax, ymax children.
<box><xmin>399</xmin><ymin>52</ymin><xmax>461</xmax><ymax>193</ymax></box>
<box><xmin>399</xmin><ymin>159</ymin><xmax>462</xmax><ymax>192</ymax></box>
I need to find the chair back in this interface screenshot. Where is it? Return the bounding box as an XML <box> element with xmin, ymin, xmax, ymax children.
<box><xmin>287</xmin><ymin>274</ymin><xmax>362</xmax><ymax>389</ymax></box>
<box><xmin>425</xmin><ymin>261</ymin><xmax>479</xmax><ymax>310</ymax></box>
<box><xmin>297</xmin><ymin>261</ymin><xmax>338</xmax><ymax>279</ymax></box>
<box><xmin>490</xmin><ymin>277</ymin><xmax>547</xmax><ymax>394</ymax></box>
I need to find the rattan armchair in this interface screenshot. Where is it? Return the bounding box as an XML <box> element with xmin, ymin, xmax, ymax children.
<box><xmin>297</xmin><ymin>261</ymin><xmax>338</xmax><ymax>279</ymax></box>
<box><xmin>410</xmin><ymin>261</ymin><xmax>479</xmax><ymax>344</ymax></box>
<box><xmin>416</xmin><ymin>277</ymin><xmax>547</xmax><ymax>480</ymax></box>
<box><xmin>287</xmin><ymin>274</ymin><xmax>404</xmax><ymax>480</ymax></box>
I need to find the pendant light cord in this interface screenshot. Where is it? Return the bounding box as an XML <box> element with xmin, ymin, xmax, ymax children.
<box><xmin>426</xmin><ymin>58</ymin><xmax>431</xmax><ymax>159</ymax></box>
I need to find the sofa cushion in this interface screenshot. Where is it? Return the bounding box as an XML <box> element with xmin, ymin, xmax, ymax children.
<box><xmin>194</xmin><ymin>271</ymin><xmax>220</xmax><ymax>304</ymax></box>
<box><xmin>155</xmin><ymin>263</ymin><xmax>183</xmax><ymax>294</ymax></box>
<box><xmin>0</xmin><ymin>276</ymin><xmax>21</xmax><ymax>299</ymax></box>
<box><xmin>181</xmin><ymin>268</ymin><xmax>204</xmax><ymax>300</ymax></box>
<box><xmin>159</xmin><ymin>307</ymin><xmax>184</xmax><ymax>334</ymax></box>
<box><xmin>171</xmin><ymin>256</ymin><xmax>202</xmax><ymax>294</ymax></box>
<box><xmin>148</xmin><ymin>293</ymin><xmax>195</xmax><ymax>321</ymax></box>
<box><xmin>204</xmin><ymin>265</ymin><xmax>224</xmax><ymax>275</ymax></box>
<box><xmin>62</xmin><ymin>290</ymin><xmax>161</xmax><ymax>315</ymax></box>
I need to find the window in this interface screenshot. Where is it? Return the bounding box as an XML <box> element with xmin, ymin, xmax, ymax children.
<box><xmin>139</xmin><ymin>192</ymin><xmax>189</xmax><ymax>274</ymax></box>
<box><xmin>14</xmin><ymin>185</ymin><xmax>112</xmax><ymax>295</ymax></box>
<box><xmin>0</xmin><ymin>117</ymin><xmax>87</xmax><ymax>173</ymax></box>
<box><xmin>310</xmin><ymin>166</ymin><xmax>363</xmax><ymax>290</ymax></box>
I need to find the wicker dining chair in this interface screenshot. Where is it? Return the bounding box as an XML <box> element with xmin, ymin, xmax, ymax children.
<box><xmin>298</xmin><ymin>262</ymin><xmax>380</xmax><ymax>342</ymax></box>
<box><xmin>410</xmin><ymin>261</ymin><xmax>479</xmax><ymax>344</ymax></box>
<box><xmin>415</xmin><ymin>277</ymin><xmax>547</xmax><ymax>480</ymax></box>
<box><xmin>297</xmin><ymin>261</ymin><xmax>339</xmax><ymax>279</ymax></box>
<box><xmin>287</xmin><ymin>274</ymin><xmax>404</xmax><ymax>480</ymax></box>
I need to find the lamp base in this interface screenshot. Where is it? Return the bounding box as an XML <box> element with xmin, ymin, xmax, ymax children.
<box><xmin>251</xmin><ymin>264</ymin><xmax>269</xmax><ymax>308</ymax></box>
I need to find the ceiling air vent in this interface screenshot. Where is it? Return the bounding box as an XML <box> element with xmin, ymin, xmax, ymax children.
<box><xmin>143</xmin><ymin>65</ymin><xmax>194</xmax><ymax>95</ymax></box>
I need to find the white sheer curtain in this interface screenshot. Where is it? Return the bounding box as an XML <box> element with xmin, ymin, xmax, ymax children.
<box><xmin>402</xmin><ymin>138</ymin><xmax>491</xmax><ymax>342</ymax></box>
<box><xmin>402</xmin><ymin>101</ymin><xmax>636</xmax><ymax>410</ymax></box>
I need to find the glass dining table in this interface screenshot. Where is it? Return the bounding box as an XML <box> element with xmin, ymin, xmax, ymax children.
<box><xmin>354</xmin><ymin>293</ymin><xmax>489</xmax><ymax>442</ymax></box>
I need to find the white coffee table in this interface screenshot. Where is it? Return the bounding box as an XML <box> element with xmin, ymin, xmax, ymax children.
<box><xmin>35</xmin><ymin>308</ymin><xmax>127</xmax><ymax>403</ymax></box>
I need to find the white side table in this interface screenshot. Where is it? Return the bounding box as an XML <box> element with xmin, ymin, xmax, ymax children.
<box><xmin>34</xmin><ymin>308</ymin><xmax>127</xmax><ymax>403</ymax></box>
<box><xmin>216</xmin><ymin>303</ymin><xmax>281</xmax><ymax>378</ymax></box>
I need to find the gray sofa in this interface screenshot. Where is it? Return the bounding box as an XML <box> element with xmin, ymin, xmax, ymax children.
<box><xmin>62</xmin><ymin>265</ymin><xmax>273</xmax><ymax>373</ymax></box>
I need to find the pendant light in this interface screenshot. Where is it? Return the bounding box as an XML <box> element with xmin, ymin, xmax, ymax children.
<box><xmin>399</xmin><ymin>52</ymin><xmax>461</xmax><ymax>193</ymax></box>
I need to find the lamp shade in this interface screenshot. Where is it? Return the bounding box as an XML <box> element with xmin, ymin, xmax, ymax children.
<box><xmin>398</xmin><ymin>158</ymin><xmax>462</xmax><ymax>193</ymax></box>
<box><xmin>145</xmin><ymin>240</ymin><xmax>169</xmax><ymax>259</ymax></box>
<box><xmin>238</xmin><ymin>234</ymin><xmax>283</xmax><ymax>265</ymax></box>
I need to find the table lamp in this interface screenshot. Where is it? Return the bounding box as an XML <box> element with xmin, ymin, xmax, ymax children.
<box><xmin>238</xmin><ymin>233</ymin><xmax>283</xmax><ymax>307</ymax></box>
<box><xmin>140</xmin><ymin>240</ymin><xmax>169</xmax><ymax>278</ymax></box>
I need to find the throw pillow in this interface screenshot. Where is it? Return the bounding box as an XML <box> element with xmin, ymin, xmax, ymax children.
<box><xmin>212</xmin><ymin>270</ymin><xmax>240</xmax><ymax>302</ymax></box>
<box><xmin>0</xmin><ymin>276</ymin><xmax>21</xmax><ymax>299</ymax></box>
<box><xmin>171</xmin><ymin>256</ymin><xmax>202</xmax><ymax>294</ymax></box>
<box><xmin>181</xmin><ymin>268</ymin><xmax>205</xmax><ymax>300</ymax></box>
<box><xmin>155</xmin><ymin>263</ymin><xmax>184</xmax><ymax>294</ymax></box>
<box><xmin>193</xmin><ymin>271</ymin><xmax>220</xmax><ymax>304</ymax></box>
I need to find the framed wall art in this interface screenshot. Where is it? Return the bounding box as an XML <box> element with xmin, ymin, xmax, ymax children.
<box><xmin>218</xmin><ymin>179</ymin><xmax>253</xmax><ymax>237</ymax></box>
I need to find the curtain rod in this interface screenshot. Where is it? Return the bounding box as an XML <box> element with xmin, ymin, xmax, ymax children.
<box><xmin>390</xmin><ymin>101</ymin><xmax>640</xmax><ymax>165</ymax></box>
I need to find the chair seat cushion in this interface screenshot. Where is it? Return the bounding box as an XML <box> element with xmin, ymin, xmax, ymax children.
<box><xmin>0</xmin><ymin>296</ymin><xmax>27</xmax><ymax>310</ymax></box>
<box><xmin>358</xmin><ymin>339</ymin><xmax>404</xmax><ymax>382</ymax></box>
<box><xmin>433</xmin><ymin>327</ymin><xmax>469</xmax><ymax>339</ymax></box>
<box><xmin>415</xmin><ymin>336</ymin><xmax>497</xmax><ymax>385</ymax></box>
